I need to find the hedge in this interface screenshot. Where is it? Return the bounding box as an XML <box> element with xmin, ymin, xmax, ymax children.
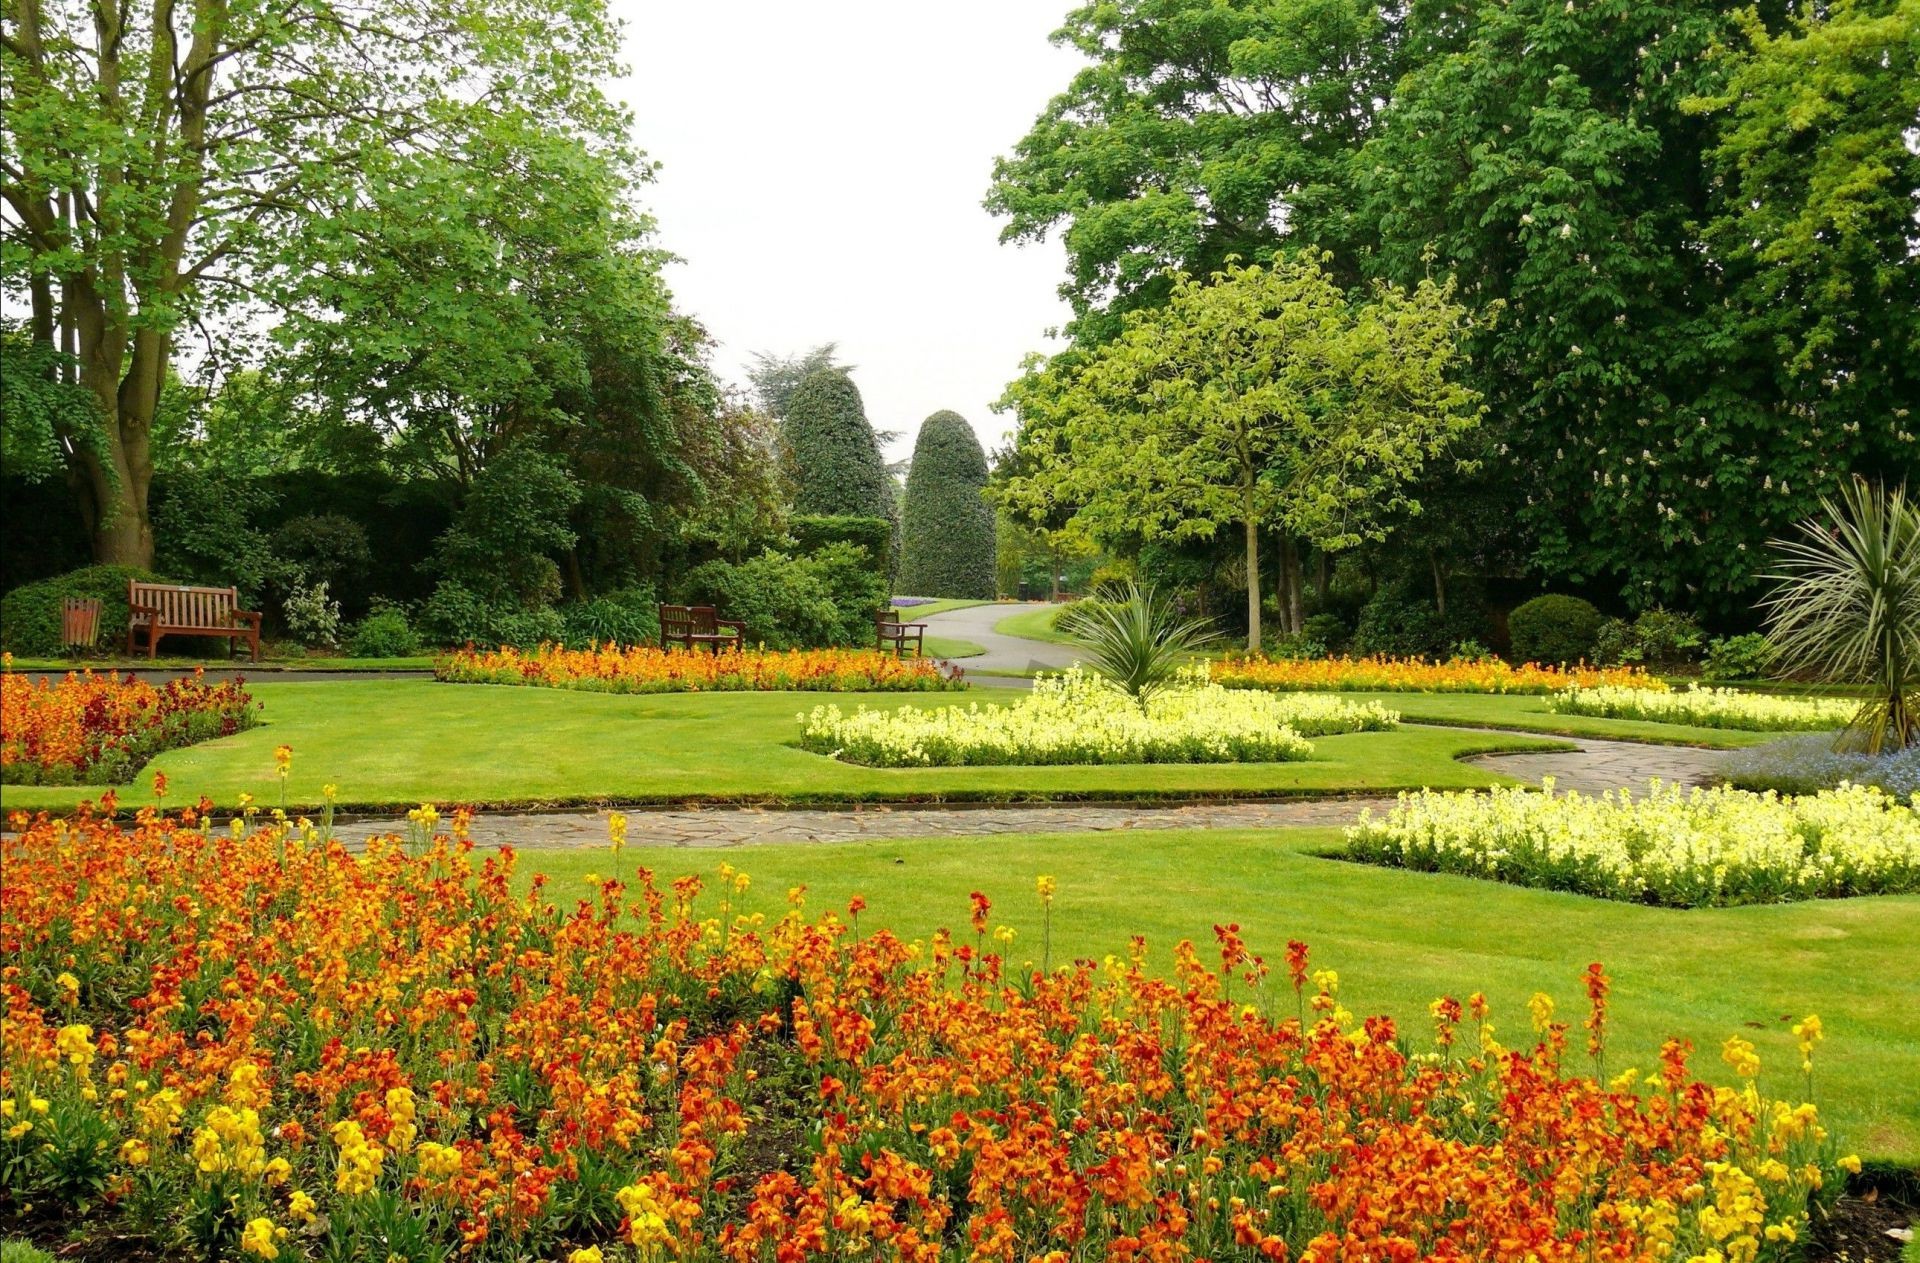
<box><xmin>1508</xmin><ymin>594</ymin><xmax>1605</xmax><ymax>665</ymax></box>
<box><xmin>897</xmin><ymin>411</ymin><xmax>996</xmax><ymax>599</ymax></box>
<box><xmin>782</xmin><ymin>370</ymin><xmax>895</xmax><ymax>524</ymax></box>
<box><xmin>0</xmin><ymin>565</ymin><xmax>167</xmax><ymax>656</ymax></box>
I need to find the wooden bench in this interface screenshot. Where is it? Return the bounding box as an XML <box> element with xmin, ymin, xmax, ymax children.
<box><xmin>875</xmin><ymin>609</ymin><xmax>927</xmax><ymax>658</ymax></box>
<box><xmin>126</xmin><ymin>582</ymin><xmax>262</xmax><ymax>660</ymax></box>
<box><xmin>658</xmin><ymin>604</ymin><xmax>746</xmax><ymax>651</ymax></box>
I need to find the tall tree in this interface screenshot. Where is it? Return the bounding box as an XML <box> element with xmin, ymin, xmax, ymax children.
<box><xmin>898</xmin><ymin>411</ymin><xmax>996</xmax><ymax>599</ymax></box>
<box><xmin>1</xmin><ymin>0</ymin><xmax>630</xmax><ymax>567</ymax></box>
<box><xmin>1002</xmin><ymin>256</ymin><xmax>1480</xmax><ymax>648</ymax></box>
<box><xmin>747</xmin><ymin>344</ymin><xmax>847</xmax><ymax>421</ymax></box>
<box><xmin>782</xmin><ymin>369</ymin><xmax>895</xmax><ymax>524</ymax></box>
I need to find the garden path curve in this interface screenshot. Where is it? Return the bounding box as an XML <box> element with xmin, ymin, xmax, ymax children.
<box><xmin>920</xmin><ymin>601</ymin><xmax>1083</xmax><ymax>677</ymax></box>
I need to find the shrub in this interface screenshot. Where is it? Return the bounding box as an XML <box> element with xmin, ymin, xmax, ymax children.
<box><xmin>789</xmin><ymin>514</ymin><xmax>891</xmax><ymax>562</ymax></box>
<box><xmin>1061</xmin><ymin>581</ymin><xmax>1218</xmax><ymax>704</ymax></box>
<box><xmin>149</xmin><ymin>469</ymin><xmax>278</xmax><ymax>597</ymax></box>
<box><xmin>897</xmin><ymin>411</ymin><xmax>996</xmax><ymax>599</ymax></box>
<box><xmin>1</xmin><ymin>1242</ymin><xmax>56</xmax><ymax>1263</ymax></box>
<box><xmin>270</xmin><ymin>513</ymin><xmax>372</xmax><ymax>614</ymax></box>
<box><xmin>433</xmin><ymin>445</ymin><xmax>581</xmax><ymax>609</ymax></box>
<box><xmin>1507</xmin><ymin>594</ymin><xmax>1604</xmax><ymax>665</ymax></box>
<box><xmin>1595</xmin><ymin>609</ymin><xmax>1706</xmax><ymax>668</ymax></box>
<box><xmin>560</xmin><ymin>587</ymin><xmax>660</xmax><ymax>648</ymax></box>
<box><xmin>685</xmin><ymin>543</ymin><xmax>888</xmax><ymax>650</ymax></box>
<box><xmin>1351</xmin><ymin>584</ymin><xmax>1488</xmax><ymax>659</ymax></box>
<box><xmin>416</xmin><ymin>581</ymin><xmax>564</xmax><ymax>649</ymax></box>
<box><xmin>0</xmin><ymin>564</ymin><xmax>165</xmax><ymax>656</ymax></box>
<box><xmin>1702</xmin><ymin>633</ymin><xmax>1777</xmax><ymax>682</ymax></box>
<box><xmin>1302</xmin><ymin>611</ymin><xmax>1349</xmax><ymax>653</ymax></box>
<box><xmin>781</xmin><ymin>369</ymin><xmax>895</xmax><ymax>523</ymax></box>
<box><xmin>280</xmin><ymin>579</ymin><xmax>341</xmax><ymax>648</ymax></box>
<box><xmin>347</xmin><ymin>605</ymin><xmax>422</xmax><ymax>659</ymax></box>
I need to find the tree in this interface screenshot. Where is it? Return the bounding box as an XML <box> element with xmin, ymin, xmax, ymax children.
<box><xmin>1</xmin><ymin>0</ymin><xmax>630</xmax><ymax>567</ymax></box>
<box><xmin>898</xmin><ymin>411</ymin><xmax>996</xmax><ymax>598</ymax></box>
<box><xmin>748</xmin><ymin>344</ymin><xmax>847</xmax><ymax>421</ymax></box>
<box><xmin>781</xmin><ymin>369</ymin><xmax>895</xmax><ymax>524</ymax></box>
<box><xmin>1002</xmin><ymin>256</ymin><xmax>1479</xmax><ymax>649</ymax></box>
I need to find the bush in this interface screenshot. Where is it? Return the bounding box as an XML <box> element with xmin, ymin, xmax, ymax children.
<box><xmin>684</xmin><ymin>543</ymin><xmax>889</xmax><ymax>650</ymax></box>
<box><xmin>417</xmin><ymin>581</ymin><xmax>564</xmax><ymax>649</ymax></box>
<box><xmin>1594</xmin><ymin>608</ymin><xmax>1706</xmax><ymax>669</ymax></box>
<box><xmin>1507</xmin><ymin>594</ymin><xmax>1604</xmax><ymax>664</ymax></box>
<box><xmin>0</xmin><ymin>564</ymin><xmax>165</xmax><ymax>655</ymax></box>
<box><xmin>1702</xmin><ymin>633</ymin><xmax>1776</xmax><ymax>682</ymax></box>
<box><xmin>270</xmin><ymin>513</ymin><xmax>372</xmax><ymax>615</ymax></box>
<box><xmin>897</xmin><ymin>411</ymin><xmax>996</xmax><ymax>599</ymax></box>
<box><xmin>561</xmin><ymin>587</ymin><xmax>661</xmax><ymax>648</ymax></box>
<box><xmin>2</xmin><ymin>1241</ymin><xmax>56</xmax><ymax>1263</ymax></box>
<box><xmin>790</xmin><ymin>514</ymin><xmax>892</xmax><ymax>562</ymax></box>
<box><xmin>433</xmin><ymin>445</ymin><xmax>581</xmax><ymax>609</ymax></box>
<box><xmin>149</xmin><ymin>469</ymin><xmax>278</xmax><ymax>598</ymax></box>
<box><xmin>1350</xmin><ymin>585</ymin><xmax>1486</xmax><ymax>659</ymax></box>
<box><xmin>1303</xmin><ymin>612</ymin><xmax>1349</xmax><ymax>653</ymax></box>
<box><xmin>781</xmin><ymin>370</ymin><xmax>895</xmax><ymax>523</ymax></box>
<box><xmin>281</xmin><ymin>579</ymin><xmax>342</xmax><ymax>649</ymax></box>
<box><xmin>347</xmin><ymin>605</ymin><xmax>422</xmax><ymax>658</ymax></box>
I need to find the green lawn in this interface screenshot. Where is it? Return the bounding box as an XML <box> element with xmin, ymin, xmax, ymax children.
<box><xmin>890</xmin><ymin>597</ymin><xmax>996</xmax><ymax>618</ymax></box>
<box><xmin>520</xmin><ymin>826</ymin><xmax>1920</xmax><ymax>1163</ymax></box>
<box><xmin>0</xmin><ymin>679</ymin><xmax>1576</xmax><ymax>813</ymax></box>
<box><xmin>921</xmin><ymin>635</ymin><xmax>984</xmax><ymax>659</ymax></box>
<box><xmin>993</xmin><ymin>602</ymin><xmax>1080</xmax><ymax>644</ymax></box>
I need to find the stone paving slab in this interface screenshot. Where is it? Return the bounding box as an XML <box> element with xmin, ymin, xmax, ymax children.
<box><xmin>1458</xmin><ymin>730</ymin><xmax>1730</xmax><ymax>796</ymax></box>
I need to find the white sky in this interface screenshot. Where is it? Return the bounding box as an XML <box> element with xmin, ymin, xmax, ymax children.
<box><xmin>608</xmin><ymin>1</ymin><xmax>1082</xmax><ymax>462</ymax></box>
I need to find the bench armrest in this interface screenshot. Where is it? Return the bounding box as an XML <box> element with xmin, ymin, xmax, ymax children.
<box><xmin>128</xmin><ymin>603</ymin><xmax>160</xmax><ymax>618</ymax></box>
<box><xmin>716</xmin><ymin>619</ymin><xmax>747</xmax><ymax>635</ymax></box>
<box><xmin>234</xmin><ymin>609</ymin><xmax>263</xmax><ymax>627</ymax></box>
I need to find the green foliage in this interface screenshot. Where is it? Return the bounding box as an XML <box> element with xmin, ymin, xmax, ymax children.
<box><xmin>684</xmin><ymin>544</ymin><xmax>888</xmax><ymax>650</ymax></box>
<box><xmin>348</xmin><ymin>606</ymin><xmax>423</xmax><ymax>659</ymax></box>
<box><xmin>1351</xmin><ymin>586</ymin><xmax>1487</xmax><ymax>660</ymax></box>
<box><xmin>1001</xmin><ymin>256</ymin><xmax>1480</xmax><ymax>648</ymax></box>
<box><xmin>0</xmin><ymin>324</ymin><xmax>105</xmax><ymax>484</ymax></box>
<box><xmin>1507</xmin><ymin>596</ymin><xmax>1606</xmax><ymax>665</ymax></box>
<box><xmin>1763</xmin><ymin>480</ymin><xmax>1919</xmax><ymax>752</ymax></box>
<box><xmin>748</xmin><ymin>344</ymin><xmax>846</xmax><ymax>421</ymax></box>
<box><xmin>0</xmin><ymin>565</ymin><xmax>165</xmax><ymax>655</ymax></box>
<box><xmin>271</xmin><ymin>514</ymin><xmax>373</xmax><ymax>615</ymax></box>
<box><xmin>282</xmin><ymin>581</ymin><xmax>343</xmax><ymax>649</ymax></box>
<box><xmin>1702</xmin><ymin>634</ymin><xmax>1777</xmax><ymax>683</ymax></box>
<box><xmin>433</xmin><ymin>446</ymin><xmax>582</xmax><ymax>609</ymax></box>
<box><xmin>1</xmin><ymin>1241</ymin><xmax>57</xmax><ymax>1263</ymax></box>
<box><xmin>781</xmin><ymin>371</ymin><xmax>895</xmax><ymax>523</ymax></box>
<box><xmin>150</xmin><ymin>471</ymin><xmax>282</xmax><ymax>599</ymax></box>
<box><xmin>1594</xmin><ymin>610</ymin><xmax>1706</xmax><ymax>669</ymax></box>
<box><xmin>790</xmin><ymin>515</ymin><xmax>893</xmax><ymax>563</ymax></box>
<box><xmin>898</xmin><ymin>412</ymin><xmax>996</xmax><ymax>599</ymax></box>
<box><xmin>1061</xmin><ymin>581</ymin><xmax>1219</xmax><ymax>705</ymax></box>
<box><xmin>560</xmin><ymin>588</ymin><xmax>661</xmax><ymax>649</ymax></box>
<box><xmin>417</xmin><ymin>582</ymin><xmax>566</xmax><ymax>650</ymax></box>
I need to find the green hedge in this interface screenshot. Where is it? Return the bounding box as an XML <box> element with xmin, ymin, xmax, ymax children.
<box><xmin>0</xmin><ymin>565</ymin><xmax>166</xmax><ymax>656</ymax></box>
<box><xmin>897</xmin><ymin>411</ymin><xmax>995</xmax><ymax>599</ymax></box>
<box><xmin>1508</xmin><ymin>594</ymin><xmax>1605</xmax><ymax>665</ymax></box>
<box><xmin>684</xmin><ymin>543</ymin><xmax>888</xmax><ymax>649</ymax></box>
<box><xmin>791</xmin><ymin>514</ymin><xmax>892</xmax><ymax>561</ymax></box>
<box><xmin>782</xmin><ymin>370</ymin><xmax>895</xmax><ymax>523</ymax></box>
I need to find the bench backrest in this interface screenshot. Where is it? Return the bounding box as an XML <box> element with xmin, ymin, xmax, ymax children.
<box><xmin>659</xmin><ymin>604</ymin><xmax>720</xmax><ymax>638</ymax></box>
<box><xmin>129</xmin><ymin>582</ymin><xmax>240</xmax><ymax>629</ymax></box>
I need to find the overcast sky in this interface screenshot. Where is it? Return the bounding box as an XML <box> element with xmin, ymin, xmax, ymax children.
<box><xmin>608</xmin><ymin>1</ymin><xmax>1082</xmax><ymax>462</ymax></box>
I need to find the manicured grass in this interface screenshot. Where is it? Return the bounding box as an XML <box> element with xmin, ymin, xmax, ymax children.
<box><xmin>1340</xmin><ymin>691</ymin><xmax>1785</xmax><ymax>749</ymax></box>
<box><xmin>520</xmin><ymin>826</ymin><xmax>1920</xmax><ymax>1163</ymax></box>
<box><xmin>0</xmin><ymin>679</ymin><xmax>1571</xmax><ymax>813</ymax></box>
<box><xmin>891</xmin><ymin>597</ymin><xmax>996</xmax><ymax>618</ymax></box>
<box><xmin>921</xmin><ymin>635</ymin><xmax>984</xmax><ymax>659</ymax></box>
<box><xmin>993</xmin><ymin>602</ymin><xmax>1080</xmax><ymax>644</ymax></box>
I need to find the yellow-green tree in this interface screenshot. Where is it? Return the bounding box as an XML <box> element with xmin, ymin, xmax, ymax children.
<box><xmin>1002</xmin><ymin>256</ymin><xmax>1480</xmax><ymax>649</ymax></box>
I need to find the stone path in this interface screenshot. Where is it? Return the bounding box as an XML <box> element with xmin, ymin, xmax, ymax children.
<box><xmin>920</xmin><ymin>601</ymin><xmax>1083</xmax><ymax>678</ymax></box>
<box><xmin>326</xmin><ymin>732</ymin><xmax>1732</xmax><ymax>852</ymax></box>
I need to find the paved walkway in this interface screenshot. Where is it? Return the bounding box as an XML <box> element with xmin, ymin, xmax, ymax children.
<box><xmin>921</xmin><ymin>601</ymin><xmax>1083</xmax><ymax>677</ymax></box>
<box><xmin>1457</xmin><ymin>730</ymin><xmax>1730</xmax><ymax>795</ymax></box>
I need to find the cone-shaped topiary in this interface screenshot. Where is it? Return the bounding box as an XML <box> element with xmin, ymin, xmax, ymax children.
<box><xmin>782</xmin><ymin>369</ymin><xmax>895</xmax><ymax>524</ymax></box>
<box><xmin>897</xmin><ymin>410</ymin><xmax>996</xmax><ymax>598</ymax></box>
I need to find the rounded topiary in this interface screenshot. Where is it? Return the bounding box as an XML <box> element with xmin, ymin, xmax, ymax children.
<box><xmin>897</xmin><ymin>411</ymin><xmax>996</xmax><ymax>599</ymax></box>
<box><xmin>0</xmin><ymin>564</ymin><xmax>167</xmax><ymax>656</ymax></box>
<box><xmin>782</xmin><ymin>370</ymin><xmax>895</xmax><ymax>523</ymax></box>
<box><xmin>1508</xmin><ymin>594</ymin><xmax>1605</xmax><ymax>664</ymax></box>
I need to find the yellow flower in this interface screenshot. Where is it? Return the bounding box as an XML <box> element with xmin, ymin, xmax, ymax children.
<box><xmin>287</xmin><ymin>1189</ymin><xmax>317</xmax><ymax>1225</ymax></box>
<box><xmin>1791</xmin><ymin>1014</ymin><xmax>1823</xmax><ymax>1072</ymax></box>
<box><xmin>322</xmin><ymin>783</ymin><xmax>338</xmax><ymax>801</ymax></box>
<box><xmin>1528</xmin><ymin>992</ymin><xmax>1556</xmax><ymax>1034</ymax></box>
<box><xmin>1721</xmin><ymin>1035</ymin><xmax>1761</xmax><ymax>1081</ymax></box>
<box><xmin>1036</xmin><ymin>875</ymin><xmax>1056</xmax><ymax>905</ymax></box>
<box><xmin>56</xmin><ymin>1022</ymin><xmax>94</xmax><ymax>1067</ymax></box>
<box><xmin>239</xmin><ymin>1216</ymin><xmax>283</xmax><ymax>1259</ymax></box>
<box><xmin>569</xmin><ymin>1250</ymin><xmax>605</xmax><ymax>1263</ymax></box>
<box><xmin>608</xmin><ymin>811</ymin><xmax>628</xmax><ymax>853</ymax></box>
<box><xmin>120</xmin><ymin>1138</ymin><xmax>150</xmax><ymax>1165</ymax></box>
<box><xmin>1837</xmin><ymin>1154</ymin><xmax>1862</xmax><ymax>1174</ymax></box>
<box><xmin>265</xmin><ymin>1156</ymin><xmax>291</xmax><ymax>1186</ymax></box>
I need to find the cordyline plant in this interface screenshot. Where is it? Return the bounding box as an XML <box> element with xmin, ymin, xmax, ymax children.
<box><xmin>1061</xmin><ymin>580</ymin><xmax>1217</xmax><ymax>707</ymax></box>
<box><xmin>1763</xmin><ymin>479</ymin><xmax>1918</xmax><ymax>754</ymax></box>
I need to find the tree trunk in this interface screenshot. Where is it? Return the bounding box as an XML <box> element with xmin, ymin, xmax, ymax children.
<box><xmin>1316</xmin><ymin>551</ymin><xmax>1330</xmax><ymax>603</ymax></box>
<box><xmin>1048</xmin><ymin>542</ymin><xmax>1060</xmax><ymax>601</ymax></box>
<box><xmin>1430</xmin><ymin>550</ymin><xmax>1448</xmax><ymax>618</ymax></box>
<box><xmin>1281</xmin><ymin>536</ymin><xmax>1305</xmax><ymax>634</ymax></box>
<box><xmin>1243</xmin><ymin>502</ymin><xmax>1261</xmax><ymax>651</ymax></box>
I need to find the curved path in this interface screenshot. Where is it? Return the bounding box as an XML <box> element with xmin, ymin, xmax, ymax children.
<box><xmin>921</xmin><ymin>601</ymin><xmax>1083</xmax><ymax>677</ymax></box>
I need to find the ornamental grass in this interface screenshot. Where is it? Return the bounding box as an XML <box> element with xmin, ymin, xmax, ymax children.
<box><xmin>1345</xmin><ymin>780</ymin><xmax>1920</xmax><ymax>906</ymax></box>
<box><xmin>435</xmin><ymin>643</ymin><xmax>966</xmax><ymax>693</ymax></box>
<box><xmin>799</xmin><ymin>667</ymin><xmax>1396</xmax><ymax>766</ymax></box>
<box><xmin>1211</xmin><ymin>654</ymin><xmax>1663</xmax><ymax>695</ymax></box>
<box><xmin>0</xmin><ymin>663</ymin><xmax>259</xmax><ymax>786</ymax></box>
<box><xmin>1547</xmin><ymin>684</ymin><xmax>1859</xmax><ymax>732</ymax></box>
<box><xmin>0</xmin><ymin>803</ymin><xmax>1860</xmax><ymax>1261</ymax></box>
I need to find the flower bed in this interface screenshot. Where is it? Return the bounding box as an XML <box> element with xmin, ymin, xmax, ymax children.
<box><xmin>799</xmin><ymin>667</ymin><xmax>1396</xmax><ymax>766</ymax></box>
<box><xmin>1547</xmin><ymin>683</ymin><xmax>1858</xmax><ymax>732</ymax></box>
<box><xmin>1213</xmin><ymin>653</ymin><xmax>1663</xmax><ymax>694</ymax></box>
<box><xmin>0</xmin><ymin>664</ymin><xmax>259</xmax><ymax>785</ymax></box>
<box><xmin>0</xmin><ymin>806</ymin><xmax>1855</xmax><ymax>1262</ymax></box>
<box><xmin>435</xmin><ymin>643</ymin><xmax>966</xmax><ymax>693</ymax></box>
<box><xmin>1345</xmin><ymin>780</ymin><xmax>1920</xmax><ymax>906</ymax></box>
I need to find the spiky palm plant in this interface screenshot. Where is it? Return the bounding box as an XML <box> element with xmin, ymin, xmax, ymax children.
<box><xmin>1061</xmin><ymin>581</ymin><xmax>1218</xmax><ymax>707</ymax></box>
<box><xmin>1762</xmin><ymin>479</ymin><xmax>1918</xmax><ymax>754</ymax></box>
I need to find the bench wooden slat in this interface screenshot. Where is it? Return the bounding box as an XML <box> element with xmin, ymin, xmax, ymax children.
<box><xmin>127</xmin><ymin>582</ymin><xmax>262</xmax><ymax>661</ymax></box>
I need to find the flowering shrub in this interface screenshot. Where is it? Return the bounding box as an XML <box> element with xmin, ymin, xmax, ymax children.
<box><xmin>1346</xmin><ymin>780</ymin><xmax>1920</xmax><ymax>906</ymax></box>
<box><xmin>0</xmin><ymin>664</ymin><xmax>259</xmax><ymax>785</ymax></box>
<box><xmin>1723</xmin><ymin>734</ymin><xmax>1920</xmax><ymax>798</ymax></box>
<box><xmin>800</xmin><ymin>667</ymin><xmax>1396</xmax><ymax>766</ymax></box>
<box><xmin>1548</xmin><ymin>684</ymin><xmax>1858</xmax><ymax>732</ymax></box>
<box><xmin>435</xmin><ymin>643</ymin><xmax>966</xmax><ymax>693</ymax></box>
<box><xmin>0</xmin><ymin>805</ymin><xmax>1859</xmax><ymax>1261</ymax></box>
<box><xmin>1213</xmin><ymin>653</ymin><xmax>1664</xmax><ymax>694</ymax></box>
